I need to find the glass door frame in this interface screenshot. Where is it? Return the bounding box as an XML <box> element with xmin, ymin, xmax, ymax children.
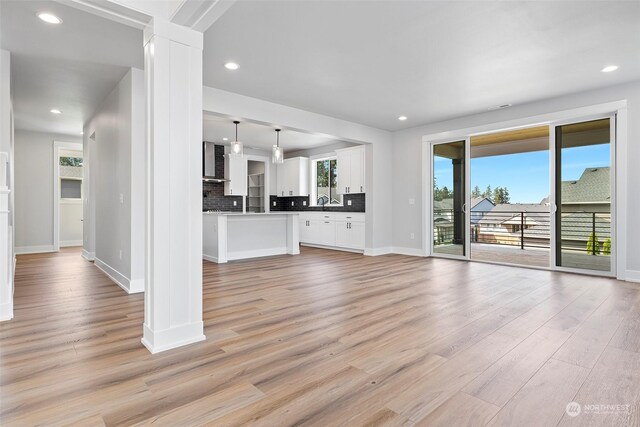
<box><xmin>549</xmin><ymin>113</ymin><xmax>617</xmax><ymax>277</ymax></box>
<box><xmin>428</xmin><ymin>137</ymin><xmax>471</xmax><ymax>261</ymax></box>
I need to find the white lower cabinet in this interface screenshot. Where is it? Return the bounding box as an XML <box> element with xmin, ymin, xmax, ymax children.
<box><xmin>298</xmin><ymin>212</ymin><xmax>365</xmax><ymax>251</ymax></box>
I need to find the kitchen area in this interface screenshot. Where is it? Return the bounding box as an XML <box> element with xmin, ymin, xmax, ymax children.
<box><xmin>201</xmin><ymin>115</ymin><xmax>367</xmax><ymax>263</ymax></box>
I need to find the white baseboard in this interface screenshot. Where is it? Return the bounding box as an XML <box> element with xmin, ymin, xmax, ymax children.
<box><xmin>129</xmin><ymin>278</ymin><xmax>145</xmax><ymax>293</ymax></box>
<box><xmin>142</xmin><ymin>322</ymin><xmax>205</xmax><ymax>354</ymax></box>
<box><xmin>15</xmin><ymin>245</ymin><xmax>57</xmax><ymax>255</ymax></box>
<box><xmin>203</xmin><ymin>254</ymin><xmax>220</xmax><ymax>263</ymax></box>
<box><xmin>625</xmin><ymin>270</ymin><xmax>640</xmax><ymax>283</ymax></box>
<box><xmin>300</xmin><ymin>243</ymin><xmax>364</xmax><ymax>254</ymax></box>
<box><xmin>363</xmin><ymin>246</ymin><xmax>393</xmax><ymax>256</ymax></box>
<box><xmin>60</xmin><ymin>240</ymin><xmax>83</xmax><ymax>247</ymax></box>
<box><xmin>392</xmin><ymin>247</ymin><xmax>426</xmax><ymax>257</ymax></box>
<box><xmin>94</xmin><ymin>257</ymin><xmax>142</xmax><ymax>294</ymax></box>
<box><xmin>0</xmin><ymin>301</ymin><xmax>13</xmax><ymax>321</ymax></box>
<box><xmin>228</xmin><ymin>247</ymin><xmax>288</xmax><ymax>261</ymax></box>
<box><xmin>81</xmin><ymin>249</ymin><xmax>95</xmax><ymax>261</ymax></box>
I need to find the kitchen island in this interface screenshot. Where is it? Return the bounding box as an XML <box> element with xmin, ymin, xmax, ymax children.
<box><xmin>203</xmin><ymin>212</ymin><xmax>300</xmax><ymax>263</ymax></box>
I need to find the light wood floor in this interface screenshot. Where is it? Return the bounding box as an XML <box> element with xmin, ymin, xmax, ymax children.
<box><xmin>1</xmin><ymin>247</ymin><xmax>640</xmax><ymax>426</ymax></box>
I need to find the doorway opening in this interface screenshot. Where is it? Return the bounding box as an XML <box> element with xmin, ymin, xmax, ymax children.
<box><xmin>54</xmin><ymin>142</ymin><xmax>83</xmax><ymax>250</ymax></box>
<box><xmin>247</xmin><ymin>160</ymin><xmax>265</xmax><ymax>213</ymax></box>
<box><xmin>428</xmin><ymin>113</ymin><xmax>616</xmax><ymax>277</ymax></box>
<box><xmin>469</xmin><ymin>125</ymin><xmax>550</xmax><ymax>268</ymax></box>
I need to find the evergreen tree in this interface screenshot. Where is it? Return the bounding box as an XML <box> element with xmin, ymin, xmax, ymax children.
<box><xmin>482</xmin><ymin>185</ymin><xmax>492</xmax><ymax>201</ymax></box>
<box><xmin>472</xmin><ymin>186</ymin><xmax>481</xmax><ymax>198</ymax></box>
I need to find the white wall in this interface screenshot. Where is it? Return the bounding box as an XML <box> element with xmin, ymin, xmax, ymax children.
<box><xmin>13</xmin><ymin>130</ymin><xmax>82</xmax><ymax>252</ymax></box>
<box><xmin>84</xmin><ymin>68</ymin><xmax>145</xmax><ymax>293</ymax></box>
<box><xmin>202</xmin><ymin>86</ymin><xmax>394</xmax><ymax>253</ymax></box>
<box><xmin>0</xmin><ymin>48</ymin><xmax>14</xmax><ymax>320</ymax></box>
<box><xmin>391</xmin><ymin>80</ymin><xmax>640</xmax><ymax>276</ymax></box>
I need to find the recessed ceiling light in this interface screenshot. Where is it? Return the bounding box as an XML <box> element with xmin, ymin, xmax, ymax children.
<box><xmin>50</xmin><ymin>109</ymin><xmax>62</xmax><ymax>114</ymax></box>
<box><xmin>398</xmin><ymin>116</ymin><xmax>408</xmax><ymax>121</ymax></box>
<box><xmin>222</xmin><ymin>137</ymin><xmax>228</xmax><ymax>141</ymax></box>
<box><xmin>601</xmin><ymin>65</ymin><xmax>618</xmax><ymax>73</ymax></box>
<box><xmin>37</xmin><ymin>12</ymin><xmax>62</xmax><ymax>24</ymax></box>
<box><xmin>224</xmin><ymin>62</ymin><xmax>239</xmax><ymax>70</ymax></box>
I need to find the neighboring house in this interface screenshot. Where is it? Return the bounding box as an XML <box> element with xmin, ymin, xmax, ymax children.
<box><xmin>561</xmin><ymin>167</ymin><xmax>610</xmax><ymax>213</ymax></box>
<box><xmin>474</xmin><ymin>167</ymin><xmax>611</xmax><ymax>249</ymax></box>
<box><xmin>433</xmin><ymin>197</ymin><xmax>494</xmax><ymax>244</ymax></box>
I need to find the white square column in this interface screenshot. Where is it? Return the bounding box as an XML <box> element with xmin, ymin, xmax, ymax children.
<box><xmin>142</xmin><ymin>19</ymin><xmax>205</xmax><ymax>353</ymax></box>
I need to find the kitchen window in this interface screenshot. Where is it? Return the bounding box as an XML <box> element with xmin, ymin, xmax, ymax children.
<box><xmin>312</xmin><ymin>157</ymin><xmax>342</xmax><ymax>206</ymax></box>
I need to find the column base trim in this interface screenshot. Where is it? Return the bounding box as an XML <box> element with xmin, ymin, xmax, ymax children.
<box><xmin>142</xmin><ymin>322</ymin><xmax>205</xmax><ymax>354</ymax></box>
<box><xmin>0</xmin><ymin>302</ymin><xmax>13</xmax><ymax>321</ymax></box>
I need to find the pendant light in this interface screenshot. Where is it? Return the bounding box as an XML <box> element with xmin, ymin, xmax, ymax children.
<box><xmin>272</xmin><ymin>128</ymin><xmax>284</xmax><ymax>164</ymax></box>
<box><xmin>229</xmin><ymin>120</ymin><xmax>244</xmax><ymax>158</ymax></box>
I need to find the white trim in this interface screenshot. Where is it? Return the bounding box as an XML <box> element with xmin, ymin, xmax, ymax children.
<box><xmin>391</xmin><ymin>247</ymin><xmax>425</xmax><ymax>257</ymax></box>
<box><xmin>202</xmin><ymin>254</ymin><xmax>219</xmax><ymax>263</ymax></box>
<box><xmin>81</xmin><ymin>249</ymin><xmax>95</xmax><ymax>261</ymax></box>
<box><xmin>60</xmin><ymin>240</ymin><xmax>83</xmax><ymax>247</ymax></box>
<box><xmin>94</xmin><ymin>257</ymin><xmax>143</xmax><ymax>294</ymax></box>
<box><xmin>363</xmin><ymin>246</ymin><xmax>393</xmax><ymax>256</ymax></box>
<box><xmin>301</xmin><ymin>243</ymin><xmax>364</xmax><ymax>254</ymax></box>
<box><xmin>625</xmin><ymin>270</ymin><xmax>640</xmax><ymax>283</ymax></box>
<box><xmin>53</xmin><ymin>141</ymin><xmax>82</xmax><ymax>252</ymax></box>
<box><xmin>422</xmin><ymin>100</ymin><xmax>628</xmax><ymax>281</ymax></box>
<box><xmin>227</xmin><ymin>247</ymin><xmax>289</xmax><ymax>261</ymax></box>
<box><xmin>0</xmin><ymin>301</ymin><xmax>13</xmax><ymax>321</ymax></box>
<box><xmin>15</xmin><ymin>245</ymin><xmax>57</xmax><ymax>254</ymax></box>
<box><xmin>142</xmin><ymin>322</ymin><xmax>206</xmax><ymax>354</ymax></box>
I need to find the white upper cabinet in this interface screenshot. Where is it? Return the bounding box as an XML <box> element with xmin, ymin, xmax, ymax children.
<box><xmin>224</xmin><ymin>155</ymin><xmax>247</xmax><ymax>196</ymax></box>
<box><xmin>276</xmin><ymin>157</ymin><xmax>309</xmax><ymax>197</ymax></box>
<box><xmin>336</xmin><ymin>146</ymin><xmax>365</xmax><ymax>194</ymax></box>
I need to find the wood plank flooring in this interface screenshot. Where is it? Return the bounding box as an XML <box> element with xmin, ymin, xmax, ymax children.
<box><xmin>1</xmin><ymin>246</ymin><xmax>639</xmax><ymax>426</ymax></box>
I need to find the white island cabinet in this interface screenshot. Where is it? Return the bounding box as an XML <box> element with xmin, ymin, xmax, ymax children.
<box><xmin>203</xmin><ymin>212</ymin><xmax>299</xmax><ymax>263</ymax></box>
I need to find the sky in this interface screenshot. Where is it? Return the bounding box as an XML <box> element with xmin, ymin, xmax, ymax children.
<box><xmin>434</xmin><ymin>143</ymin><xmax>610</xmax><ymax>204</ymax></box>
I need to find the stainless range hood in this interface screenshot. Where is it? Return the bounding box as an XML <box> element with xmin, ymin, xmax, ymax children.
<box><xmin>203</xmin><ymin>141</ymin><xmax>229</xmax><ymax>182</ymax></box>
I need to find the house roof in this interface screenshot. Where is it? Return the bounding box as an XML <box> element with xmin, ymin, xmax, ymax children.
<box><xmin>561</xmin><ymin>167</ymin><xmax>610</xmax><ymax>204</ymax></box>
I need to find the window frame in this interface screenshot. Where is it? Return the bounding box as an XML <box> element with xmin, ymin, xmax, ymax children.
<box><xmin>310</xmin><ymin>155</ymin><xmax>342</xmax><ymax>207</ymax></box>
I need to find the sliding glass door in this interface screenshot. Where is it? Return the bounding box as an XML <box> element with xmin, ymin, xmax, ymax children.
<box><xmin>431</xmin><ymin>140</ymin><xmax>469</xmax><ymax>258</ymax></box>
<box><xmin>552</xmin><ymin>117</ymin><xmax>614</xmax><ymax>275</ymax></box>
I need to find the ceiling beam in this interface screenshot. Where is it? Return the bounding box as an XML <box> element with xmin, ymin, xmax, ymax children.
<box><xmin>169</xmin><ymin>0</ymin><xmax>236</xmax><ymax>32</ymax></box>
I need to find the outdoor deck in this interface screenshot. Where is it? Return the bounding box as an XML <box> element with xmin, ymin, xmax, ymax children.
<box><xmin>435</xmin><ymin>243</ymin><xmax>611</xmax><ymax>272</ymax></box>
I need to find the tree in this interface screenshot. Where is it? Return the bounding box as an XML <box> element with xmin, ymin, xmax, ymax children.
<box><xmin>493</xmin><ymin>186</ymin><xmax>511</xmax><ymax>204</ymax></box>
<box><xmin>602</xmin><ymin>237</ymin><xmax>611</xmax><ymax>255</ymax></box>
<box><xmin>472</xmin><ymin>185</ymin><xmax>481</xmax><ymax>198</ymax></box>
<box><xmin>586</xmin><ymin>232</ymin><xmax>601</xmax><ymax>255</ymax></box>
<box><xmin>482</xmin><ymin>185</ymin><xmax>492</xmax><ymax>201</ymax></box>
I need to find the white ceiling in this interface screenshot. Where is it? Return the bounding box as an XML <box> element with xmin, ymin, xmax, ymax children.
<box><xmin>203</xmin><ymin>1</ymin><xmax>640</xmax><ymax>131</ymax></box>
<box><xmin>0</xmin><ymin>0</ymin><xmax>143</xmax><ymax>135</ymax></box>
<box><xmin>203</xmin><ymin>113</ymin><xmax>341</xmax><ymax>152</ymax></box>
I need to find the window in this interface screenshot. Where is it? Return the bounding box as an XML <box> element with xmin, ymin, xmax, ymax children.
<box><xmin>61</xmin><ymin>179</ymin><xmax>82</xmax><ymax>199</ymax></box>
<box><xmin>59</xmin><ymin>156</ymin><xmax>83</xmax><ymax>167</ymax></box>
<box><xmin>313</xmin><ymin>157</ymin><xmax>342</xmax><ymax>206</ymax></box>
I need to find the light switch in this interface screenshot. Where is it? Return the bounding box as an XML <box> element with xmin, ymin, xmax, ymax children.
<box><xmin>233</xmin><ymin>200</ymin><xmax>237</xmax><ymax>206</ymax></box>
<box><xmin>347</xmin><ymin>200</ymin><xmax>352</xmax><ymax>206</ymax></box>
<box><xmin>119</xmin><ymin>194</ymin><xmax>124</xmax><ymax>204</ymax></box>
<box><xmin>303</xmin><ymin>200</ymin><xmax>307</xmax><ymax>206</ymax></box>
<box><xmin>409</xmin><ymin>198</ymin><xmax>415</xmax><ymax>205</ymax></box>
<box><xmin>273</xmin><ymin>201</ymin><xmax>276</xmax><ymax>206</ymax></box>
<box><xmin>291</xmin><ymin>201</ymin><xmax>294</xmax><ymax>206</ymax></box>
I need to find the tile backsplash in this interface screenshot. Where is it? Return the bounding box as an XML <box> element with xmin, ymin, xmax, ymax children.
<box><xmin>270</xmin><ymin>193</ymin><xmax>365</xmax><ymax>213</ymax></box>
<box><xmin>202</xmin><ymin>144</ymin><xmax>243</xmax><ymax>212</ymax></box>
